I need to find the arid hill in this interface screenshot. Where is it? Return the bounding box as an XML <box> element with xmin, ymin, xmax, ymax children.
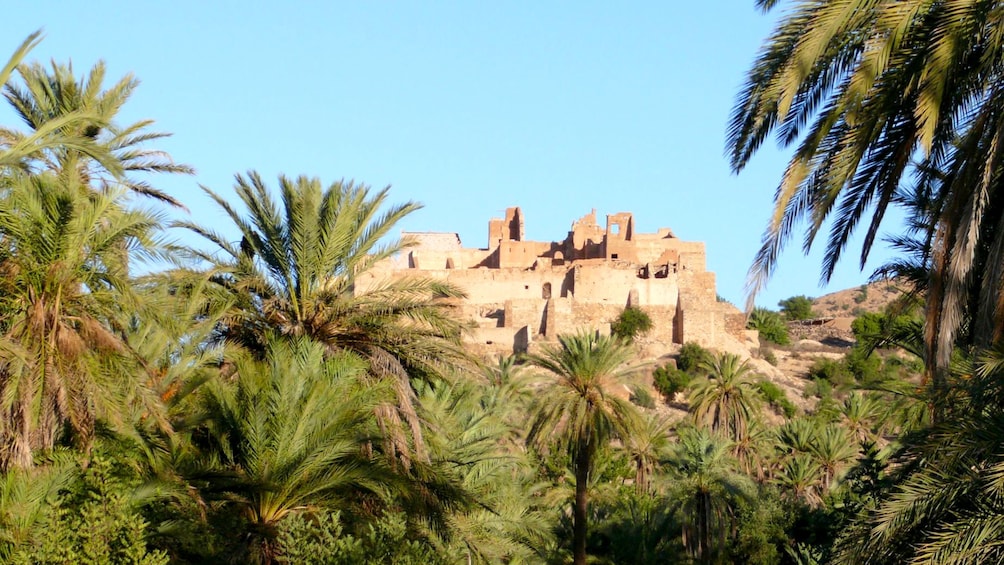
<box><xmin>810</xmin><ymin>279</ymin><xmax>906</xmax><ymax>318</ymax></box>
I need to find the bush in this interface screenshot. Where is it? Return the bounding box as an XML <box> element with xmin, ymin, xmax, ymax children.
<box><xmin>276</xmin><ymin>510</ymin><xmax>446</xmax><ymax>565</ymax></box>
<box><xmin>803</xmin><ymin>377</ymin><xmax>833</xmax><ymax>400</ymax></box>
<box><xmin>778</xmin><ymin>295</ymin><xmax>815</xmax><ymax>321</ymax></box>
<box><xmin>12</xmin><ymin>455</ymin><xmax>169</xmax><ymax>565</ymax></box>
<box><xmin>851</xmin><ymin>312</ymin><xmax>884</xmax><ymax>340</ymax></box>
<box><xmin>747</xmin><ymin>308</ymin><xmax>790</xmax><ymax>346</ymax></box>
<box><xmin>756</xmin><ymin>380</ymin><xmax>797</xmax><ymax>418</ymax></box>
<box><xmin>630</xmin><ymin>386</ymin><xmax>657</xmax><ymax>409</ymax></box>
<box><xmin>844</xmin><ymin>346</ymin><xmax>884</xmax><ymax>385</ymax></box>
<box><xmin>807</xmin><ymin>358</ymin><xmax>853</xmax><ymax>388</ymax></box>
<box><xmin>653</xmin><ymin>365</ymin><xmax>692</xmax><ymax>401</ymax></box>
<box><xmin>611</xmin><ymin>307</ymin><xmax>653</xmax><ymax>342</ymax></box>
<box><xmin>678</xmin><ymin>341</ymin><xmax>710</xmax><ymax>373</ymax></box>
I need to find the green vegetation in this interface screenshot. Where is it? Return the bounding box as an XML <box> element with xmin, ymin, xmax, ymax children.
<box><xmin>2</xmin><ymin>11</ymin><xmax>1003</xmax><ymax>562</ymax></box>
<box><xmin>756</xmin><ymin>380</ymin><xmax>796</xmax><ymax>418</ymax></box>
<box><xmin>747</xmin><ymin>308</ymin><xmax>791</xmax><ymax>345</ymax></box>
<box><xmin>677</xmin><ymin>341</ymin><xmax>710</xmax><ymax>372</ymax></box>
<box><xmin>611</xmin><ymin>306</ymin><xmax>654</xmax><ymax>342</ymax></box>
<box><xmin>652</xmin><ymin>364</ymin><xmax>692</xmax><ymax>402</ymax></box>
<box><xmin>779</xmin><ymin>295</ymin><xmax>815</xmax><ymax>321</ymax></box>
<box><xmin>730</xmin><ymin>0</ymin><xmax>1004</xmax><ymax>560</ymax></box>
<box><xmin>630</xmin><ymin>385</ymin><xmax>657</xmax><ymax>409</ymax></box>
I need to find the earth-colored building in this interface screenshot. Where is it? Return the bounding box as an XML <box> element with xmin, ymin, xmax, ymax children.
<box><xmin>356</xmin><ymin>207</ymin><xmax>747</xmax><ymax>355</ymax></box>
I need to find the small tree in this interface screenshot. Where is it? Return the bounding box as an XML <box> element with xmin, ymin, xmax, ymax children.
<box><xmin>778</xmin><ymin>295</ymin><xmax>815</xmax><ymax>321</ymax></box>
<box><xmin>678</xmin><ymin>342</ymin><xmax>710</xmax><ymax>373</ymax></box>
<box><xmin>611</xmin><ymin>307</ymin><xmax>653</xmax><ymax>342</ymax></box>
<box><xmin>652</xmin><ymin>365</ymin><xmax>692</xmax><ymax>401</ymax></box>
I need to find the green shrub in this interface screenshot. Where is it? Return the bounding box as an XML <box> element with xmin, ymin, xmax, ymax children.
<box><xmin>756</xmin><ymin>380</ymin><xmax>797</xmax><ymax>418</ymax></box>
<box><xmin>653</xmin><ymin>364</ymin><xmax>692</xmax><ymax>401</ymax></box>
<box><xmin>276</xmin><ymin>510</ymin><xmax>446</xmax><ymax>565</ymax></box>
<box><xmin>747</xmin><ymin>308</ymin><xmax>790</xmax><ymax>346</ymax></box>
<box><xmin>756</xmin><ymin>380</ymin><xmax>786</xmax><ymax>404</ymax></box>
<box><xmin>629</xmin><ymin>386</ymin><xmax>657</xmax><ymax>409</ymax></box>
<box><xmin>807</xmin><ymin>358</ymin><xmax>853</xmax><ymax>388</ymax></box>
<box><xmin>778</xmin><ymin>295</ymin><xmax>815</xmax><ymax>321</ymax></box>
<box><xmin>851</xmin><ymin>312</ymin><xmax>884</xmax><ymax>340</ymax></box>
<box><xmin>803</xmin><ymin>377</ymin><xmax>833</xmax><ymax>400</ymax></box>
<box><xmin>12</xmin><ymin>455</ymin><xmax>169</xmax><ymax>565</ymax></box>
<box><xmin>845</xmin><ymin>346</ymin><xmax>884</xmax><ymax>385</ymax></box>
<box><xmin>678</xmin><ymin>342</ymin><xmax>710</xmax><ymax>373</ymax></box>
<box><xmin>611</xmin><ymin>307</ymin><xmax>653</xmax><ymax>342</ymax></box>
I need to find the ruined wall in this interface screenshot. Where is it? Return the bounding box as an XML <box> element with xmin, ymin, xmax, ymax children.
<box><xmin>359</xmin><ymin>207</ymin><xmax>747</xmax><ymax>356</ymax></box>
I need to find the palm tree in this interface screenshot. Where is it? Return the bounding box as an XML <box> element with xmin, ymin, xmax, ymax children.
<box><xmin>728</xmin><ymin>1</ymin><xmax>1004</xmax><ymax>394</ymax></box>
<box><xmin>688</xmin><ymin>352</ymin><xmax>762</xmax><ymax>444</ymax></box>
<box><xmin>776</xmin><ymin>418</ymin><xmax>819</xmax><ymax>458</ymax></box>
<box><xmin>833</xmin><ymin>348</ymin><xmax>1004</xmax><ymax>563</ymax></box>
<box><xmin>0</xmin><ymin>461</ymin><xmax>72</xmax><ymax>559</ymax></box>
<box><xmin>197</xmin><ymin>337</ymin><xmax>392</xmax><ymax>564</ymax></box>
<box><xmin>0</xmin><ymin>32</ymin><xmax>117</xmax><ymax>172</ymax></box>
<box><xmin>0</xmin><ymin>172</ymin><xmax>165</xmax><ymax>469</ymax></box>
<box><xmin>1</xmin><ymin>57</ymin><xmax>192</xmax><ymax>205</ymax></box>
<box><xmin>623</xmin><ymin>412</ymin><xmax>673</xmax><ymax>494</ymax></box>
<box><xmin>418</xmin><ymin>381</ymin><xmax>552</xmax><ymax>563</ymax></box>
<box><xmin>810</xmin><ymin>424</ymin><xmax>858</xmax><ymax>492</ymax></box>
<box><xmin>775</xmin><ymin>454</ymin><xmax>823</xmax><ymax>508</ymax></box>
<box><xmin>480</xmin><ymin>354</ymin><xmax>533</xmax><ymax>447</ymax></box>
<box><xmin>732</xmin><ymin>416</ymin><xmax>772</xmax><ymax>481</ymax></box>
<box><xmin>668</xmin><ymin>427</ymin><xmax>755</xmax><ymax>564</ymax></box>
<box><xmin>177</xmin><ymin>171</ymin><xmax>470</xmax><ymax>466</ymax></box>
<box><xmin>525</xmin><ymin>331</ymin><xmax>643</xmax><ymax>565</ymax></box>
<box><xmin>841</xmin><ymin>392</ymin><xmax>883</xmax><ymax>444</ymax></box>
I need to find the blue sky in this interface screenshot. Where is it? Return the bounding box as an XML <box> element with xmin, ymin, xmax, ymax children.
<box><xmin>4</xmin><ymin>2</ymin><xmax>901</xmax><ymax>308</ymax></box>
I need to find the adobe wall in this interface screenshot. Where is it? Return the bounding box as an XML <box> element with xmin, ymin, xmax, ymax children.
<box><xmin>358</xmin><ymin>207</ymin><xmax>747</xmax><ymax>357</ymax></box>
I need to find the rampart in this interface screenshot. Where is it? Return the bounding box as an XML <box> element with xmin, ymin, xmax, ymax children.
<box><xmin>356</xmin><ymin>207</ymin><xmax>746</xmax><ymax>356</ymax></box>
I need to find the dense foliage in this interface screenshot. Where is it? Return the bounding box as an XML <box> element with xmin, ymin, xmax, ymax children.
<box><xmin>778</xmin><ymin>295</ymin><xmax>814</xmax><ymax>321</ymax></box>
<box><xmin>0</xmin><ymin>13</ymin><xmax>1000</xmax><ymax>562</ymax></box>
<box><xmin>747</xmin><ymin>308</ymin><xmax>791</xmax><ymax>346</ymax></box>
<box><xmin>610</xmin><ymin>307</ymin><xmax>653</xmax><ymax>342</ymax></box>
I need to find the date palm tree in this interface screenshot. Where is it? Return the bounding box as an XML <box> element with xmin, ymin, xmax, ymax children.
<box><xmin>0</xmin><ymin>172</ymin><xmax>166</xmax><ymax>469</ymax></box>
<box><xmin>1</xmin><ymin>56</ymin><xmax>192</xmax><ymax>205</ymax></box>
<box><xmin>810</xmin><ymin>424</ymin><xmax>857</xmax><ymax>492</ymax></box>
<box><xmin>833</xmin><ymin>348</ymin><xmax>1004</xmax><ymax>564</ymax></box>
<box><xmin>418</xmin><ymin>381</ymin><xmax>552</xmax><ymax>563</ymax></box>
<box><xmin>525</xmin><ymin>331</ymin><xmax>643</xmax><ymax>565</ymax></box>
<box><xmin>0</xmin><ymin>33</ymin><xmax>120</xmax><ymax>173</ymax></box>
<box><xmin>668</xmin><ymin>427</ymin><xmax>755</xmax><ymax>564</ymax></box>
<box><xmin>688</xmin><ymin>352</ymin><xmax>762</xmax><ymax>444</ymax></box>
<box><xmin>197</xmin><ymin>337</ymin><xmax>391</xmax><ymax>565</ymax></box>
<box><xmin>728</xmin><ymin>1</ymin><xmax>1004</xmax><ymax>394</ymax></box>
<box><xmin>623</xmin><ymin>412</ymin><xmax>673</xmax><ymax>494</ymax></box>
<box><xmin>178</xmin><ymin>171</ymin><xmax>470</xmax><ymax>466</ymax></box>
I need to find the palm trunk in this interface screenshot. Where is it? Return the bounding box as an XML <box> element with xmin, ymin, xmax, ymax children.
<box><xmin>573</xmin><ymin>441</ymin><xmax>591</xmax><ymax>565</ymax></box>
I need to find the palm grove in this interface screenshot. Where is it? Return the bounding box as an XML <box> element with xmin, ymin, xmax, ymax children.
<box><xmin>2</xmin><ymin>0</ymin><xmax>1003</xmax><ymax>560</ymax></box>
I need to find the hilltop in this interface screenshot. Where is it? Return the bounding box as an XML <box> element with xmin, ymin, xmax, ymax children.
<box><xmin>810</xmin><ymin>279</ymin><xmax>905</xmax><ymax>318</ymax></box>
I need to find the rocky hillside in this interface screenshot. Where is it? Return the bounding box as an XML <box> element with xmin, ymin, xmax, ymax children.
<box><xmin>810</xmin><ymin>279</ymin><xmax>905</xmax><ymax>318</ymax></box>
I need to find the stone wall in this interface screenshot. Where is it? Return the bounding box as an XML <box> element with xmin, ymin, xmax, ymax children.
<box><xmin>358</xmin><ymin>207</ymin><xmax>747</xmax><ymax>357</ymax></box>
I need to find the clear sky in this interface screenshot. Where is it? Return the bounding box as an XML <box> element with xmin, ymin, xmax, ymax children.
<box><xmin>3</xmin><ymin>2</ymin><xmax>901</xmax><ymax>308</ymax></box>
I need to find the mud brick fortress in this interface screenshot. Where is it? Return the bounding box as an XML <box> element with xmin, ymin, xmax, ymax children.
<box><xmin>357</xmin><ymin>207</ymin><xmax>747</xmax><ymax>356</ymax></box>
